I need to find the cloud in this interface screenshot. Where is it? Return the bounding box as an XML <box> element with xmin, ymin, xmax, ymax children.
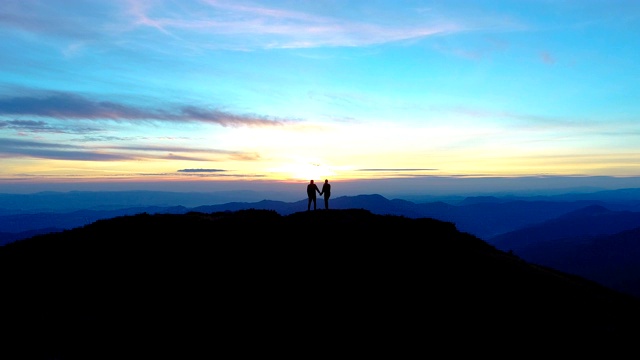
<box><xmin>435</xmin><ymin>105</ymin><xmax>603</xmax><ymax>130</ymax></box>
<box><xmin>357</xmin><ymin>168</ymin><xmax>438</xmax><ymax>172</ymax></box>
<box><xmin>157</xmin><ymin>153</ymin><xmax>211</xmax><ymax>161</ymax></box>
<box><xmin>124</xmin><ymin>0</ymin><xmax>462</xmax><ymax>49</ymax></box>
<box><xmin>0</xmin><ymin>119</ymin><xmax>102</xmax><ymax>134</ymax></box>
<box><xmin>0</xmin><ymin>91</ymin><xmax>289</xmax><ymax>127</ymax></box>
<box><xmin>108</xmin><ymin>144</ymin><xmax>240</xmax><ymax>154</ymax></box>
<box><xmin>0</xmin><ymin>137</ymin><xmax>134</xmax><ymax>161</ymax></box>
<box><xmin>1</xmin><ymin>1</ymin><xmax>522</xmax><ymax>56</ymax></box>
<box><xmin>2</xmin><ymin>0</ymin><xmax>532</xmax><ymax>54</ymax></box>
<box><xmin>106</xmin><ymin>144</ymin><xmax>261</xmax><ymax>161</ymax></box>
<box><xmin>0</xmin><ymin>137</ymin><xmax>260</xmax><ymax>162</ymax></box>
<box><xmin>169</xmin><ymin>172</ymin><xmax>267</xmax><ymax>178</ymax></box>
<box><xmin>177</xmin><ymin>168</ymin><xmax>226</xmax><ymax>173</ymax></box>
<box><xmin>179</xmin><ymin>106</ymin><xmax>287</xmax><ymax>127</ymax></box>
<box><xmin>0</xmin><ymin>0</ymin><xmax>104</xmax><ymax>40</ymax></box>
<box><xmin>0</xmin><ymin>92</ymin><xmax>158</xmax><ymax>119</ymax></box>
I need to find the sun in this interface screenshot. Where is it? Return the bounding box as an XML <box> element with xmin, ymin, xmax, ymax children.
<box><xmin>276</xmin><ymin>162</ymin><xmax>334</xmax><ymax>181</ymax></box>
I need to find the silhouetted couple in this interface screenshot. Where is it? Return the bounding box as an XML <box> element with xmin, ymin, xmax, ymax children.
<box><xmin>307</xmin><ymin>179</ymin><xmax>331</xmax><ymax>210</ymax></box>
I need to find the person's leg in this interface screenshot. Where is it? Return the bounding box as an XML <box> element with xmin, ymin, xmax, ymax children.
<box><xmin>307</xmin><ymin>197</ymin><xmax>311</xmax><ymax>211</ymax></box>
<box><xmin>324</xmin><ymin>196</ymin><xmax>329</xmax><ymax>209</ymax></box>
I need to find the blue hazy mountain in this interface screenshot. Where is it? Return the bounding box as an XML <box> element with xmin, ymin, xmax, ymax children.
<box><xmin>488</xmin><ymin>205</ymin><xmax>640</xmax><ymax>297</ymax></box>
<box><xmin>0</xmin><ymin>189</ymin><xmax>295</xmax><ymax>213</ymax></box>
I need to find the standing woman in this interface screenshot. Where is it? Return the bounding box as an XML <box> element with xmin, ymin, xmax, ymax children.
<box><xmin>320</xmin><ymin>179</ymin><xmax>331</xmax><ymax>210</ymax></box>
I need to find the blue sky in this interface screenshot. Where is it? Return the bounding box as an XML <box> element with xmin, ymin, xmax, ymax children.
<box><xmin>1</xmin><ymin>0</ymin><xmax>640</xmax><ymax>195</ymax></box>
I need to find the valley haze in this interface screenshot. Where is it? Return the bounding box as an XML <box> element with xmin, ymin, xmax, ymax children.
<box><xmin>3</xmin><ymin>175</ymin><xmax>640</xmax><ymax>202</ymax></box>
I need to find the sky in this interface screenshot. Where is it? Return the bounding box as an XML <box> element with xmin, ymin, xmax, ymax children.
<box><xmin>1</xmin><ymin>0</ymin><xmax>640</xmax><ymax>196</ymax></box>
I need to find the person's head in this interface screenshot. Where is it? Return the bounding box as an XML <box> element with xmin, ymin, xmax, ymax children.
<box><xmin>310</xmin><ymin>180</ymin><xmax>314</xmax><ymax>184</ymax></box>
<box><xmin>325</xmin><ymin>179</ymin><xmax>329</xmax><ymax>183</ymax></box>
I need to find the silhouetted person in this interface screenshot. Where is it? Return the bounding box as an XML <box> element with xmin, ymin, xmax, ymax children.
<box><xmin>320</xmin><ymin>179</ymin><xmax>331</xmax><ymax>210</ymax></box>
<box><xmin>307</xmin><ymin>180</ymin><xmax>321</xmax><ymax>211</ymax></box>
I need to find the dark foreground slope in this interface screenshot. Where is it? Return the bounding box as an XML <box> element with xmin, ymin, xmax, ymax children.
<box><xmin>2</xmin><ymin>209</ymin><xmax>639</xmax><ymax>358</ymax></box>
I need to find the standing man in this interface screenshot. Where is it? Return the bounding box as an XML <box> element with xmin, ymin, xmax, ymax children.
<box><xmin>320</xmin><ymin>179</ymin><xmax>331</xmax><ymax>210</ymax></box>
<box><xmin>307</xmin><ymin>180</ymin><xmax>321</xmax><ymax>211</ymax></box>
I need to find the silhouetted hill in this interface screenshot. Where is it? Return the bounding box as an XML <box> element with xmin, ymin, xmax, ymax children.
<box><xmin>1</xmin><ymin>209</ymin><xmax>639</xmax><ymax>358</ymax></box>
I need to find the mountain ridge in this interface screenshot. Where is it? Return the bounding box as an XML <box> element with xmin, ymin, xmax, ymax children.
<box><xmin>2</xmin><ymin>191</ymin><xmax>637</xmax><ymax>244</ymax></box>
<box><xmin>3</xmin><ymin>192</ymin><xmax>640</xmax><ymax>301</ymax></box>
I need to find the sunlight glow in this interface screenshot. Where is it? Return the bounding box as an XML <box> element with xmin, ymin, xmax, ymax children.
<box><xmin>1</xmin><ymin>1</ymin><xmax>640</xmax><ymax>193</ymax></box>
<box><xmin>271</xmin><ymin>159</ymin><xmax>336</xmax><ymax>181</ymax></box>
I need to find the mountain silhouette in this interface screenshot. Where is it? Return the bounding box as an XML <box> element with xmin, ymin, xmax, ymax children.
<box><xmin>1</xmin><ymin>209</ymin><xmax>639</xmax><ymax>358</ymax></box>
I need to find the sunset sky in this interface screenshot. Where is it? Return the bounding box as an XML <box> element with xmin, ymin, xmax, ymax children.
<box><xmin>1</xmin><ymin>0</ymin><xmax>640</xmax><ymax>196</ymax></box>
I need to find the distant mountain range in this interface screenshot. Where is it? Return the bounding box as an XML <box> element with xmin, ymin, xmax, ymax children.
<box><xmin>489</xmin><ymin>204</ymin><xmax>640</xmax><ymax>298</ymax></box>
<box><xmin>2</xmin><ymin>189</ymin><xmax>640</xmax><ymax>299</ymax></box>
<box><xmin>2</xmin><ymin>209</ymin><xmax>639</xmax><ymax>357</ymax></box>
<box><xmin>3</xmin><ymin>189</ymin><xmax>640</xmax><ymax>241</ymax></box>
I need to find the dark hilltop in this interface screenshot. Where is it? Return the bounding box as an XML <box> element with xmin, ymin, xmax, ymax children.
<box><xmin>2</xmin><ymin>208</ymin><xmax>639</xmax><ymax>358</ymax></box>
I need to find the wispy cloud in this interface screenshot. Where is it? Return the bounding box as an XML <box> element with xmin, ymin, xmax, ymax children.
<box><xmin>4</xmin><ymin>0</ymin><xmax>521</xmax><ymax>51</ymax></box>
<box><xmin>169</xmin><ymin>172</ymin><xmax>267</xmax><ymax>178</ymax></box>
<box><xmin>0</xmin><ymin>137</ymin><xmax>134</xmax><ymax>161</ymax></box>
<box><xmin>0</xmin><ymin>137</ymin><xmax>260</xmax><ymax>162</ymax></box>
<box><xmin>0</xmin><ymin>119</ymin><xmax>102</xmax><ymax>134</ymax></box>
<box><xmin>357</xmin><ymin>168</ymin><xmax>438</xmax><ymax>172</ymax></box>
<box><xmin>437</xmin><ymin>105</ymin><xmax>614</xmax><ymax>131</ymax></box>
<box><xmin>0</xmin><ymin>91</ymin><xmax>289</xmax><ymax>127</ymax></box>
<box><xmin>0</xmin><ymin>0</ymin><xmax>103</xmax><ymax>39</ymax></box>
<box><xmin>177</xmin><ymin>168</ymin><xmax>226</xmax><ymax>173</ymax></box>
<box><xmin>123</xmin><ymin>0</ymin><xmax>462</xmax><ymax>49</ymax></box>
<box><xmin>106</xmin><ymin>144</ymin><xmax>261</xmax><ymax>161</ymax></box>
